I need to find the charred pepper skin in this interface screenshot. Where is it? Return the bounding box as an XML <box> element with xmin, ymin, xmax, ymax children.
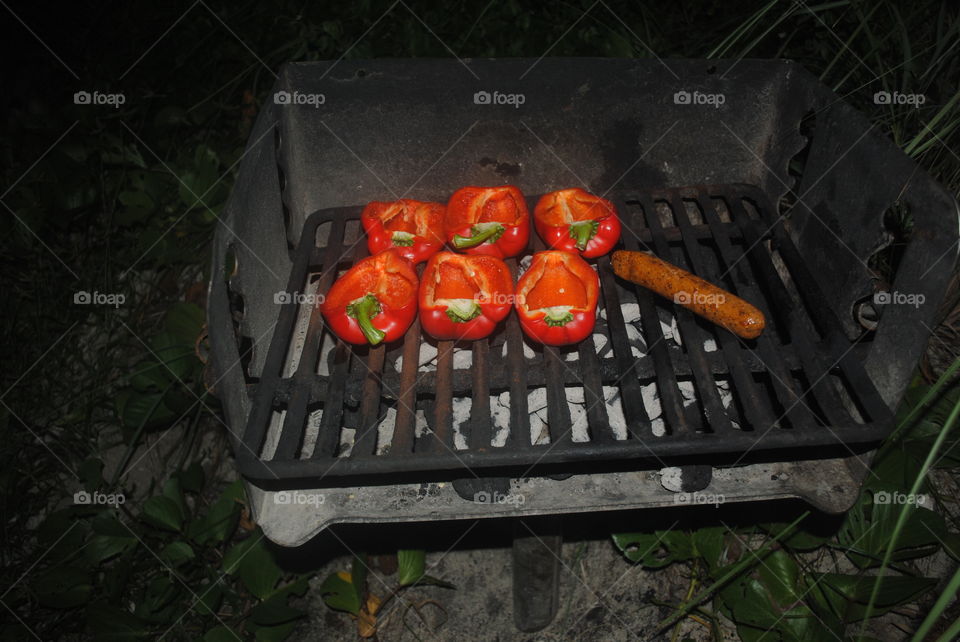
<box><xmin>361</xmin><ymin>199</ymin><xmax>446</xmax><ymax>264</ymax></box>
<box><xmin>320</xmin><ymin>249</ymin><xmax>419</xmax><ymax>346</ymax></box>
<box><xmin>515</xmin><ymin>250</ymin><xmax>600</xmax><ymax>346</ymax></box>
<box><xmin>445</xmin><ymin>186</ymin><xmax>530</xmax><ymax>259</ymax></box>
<box><xmin>534</xmin><ymin>188</ymin><xmax>621</xmax><ymax>258</ymax></box>
<box><xmin>419</xmin><ymin>252</ymin><xmax>514</xmax><ymax>341</ymax></box>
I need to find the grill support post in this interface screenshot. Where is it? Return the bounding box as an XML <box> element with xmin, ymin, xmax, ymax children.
<box><xmin>512</xmin><ymin>517</ymin><xmax>562</xmax><ymax>632</ymax></box>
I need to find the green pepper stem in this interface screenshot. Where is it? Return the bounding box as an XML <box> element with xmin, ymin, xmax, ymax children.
<box><xmin>568</xmin><ymin>219</ymin><xmax>600</xmax><ymax>251</ymax></box>
<box><xmin>452</xmin><ymin>222</ymin><xmax>505</xmax><ymax>249</ymax></box>
<box><xmin>444</xmin><ymin>299</ymin><xmax>482</xmax><ymax>323</ymax></box>
<box><xmin>391</xmin><ymin>231</ymin><xmax>415</xmax><ymax>247</ymax></box>
<box><xmin>346</xmin><ymin>294</ymin><xmax>386</xmax><ymax>345</ymax></box>
<box><xmin>542</xmin><ymin>306</ymin><xmax>575</xmax><ymax>327</ymax></box>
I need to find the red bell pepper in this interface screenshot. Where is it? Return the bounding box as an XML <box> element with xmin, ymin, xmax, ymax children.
<box><xmin>320</xmin><ymin>249</ymin><xmax>418</xmax><ymax>346</ymax></box>
<box><xmin>515</xmin><ymin>251</ymin><xmax>599</xmax><ymax>346</ymax></box>
<box><xmin>445</xmin><ymin>186</ymin><xmax>530</xmax><ymax>259</ymax></box>
<box><xmin>360</xmin><ymin>199</ymin><xmax>445</xmax><ymax>264</ymax></box>
<box><xmin>419</xmin><ymin>252</ymin><xmax>514</xmax><ymax>341</ymax></box>
<box><xmin>533</xmin><ymin>188</ymin><xmax>621</xmax><ymax>258</ymax></box>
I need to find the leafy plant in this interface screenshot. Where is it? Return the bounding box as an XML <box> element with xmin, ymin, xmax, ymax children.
<box><xmin>9</xmin><ymin>468</ymin><xmax>308</xmax><ymax>641</ymax></box>
<box><xmin>612</xmin><ymin>361</ymin><xmax>960</xmax><ymax>640</ymax></box>
<box><xmin>320</xmin><ymin>549</ymin><xmax>454</xmax><ymax>638</ymax></box>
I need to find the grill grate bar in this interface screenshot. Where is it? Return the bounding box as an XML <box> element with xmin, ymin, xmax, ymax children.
<box><xmin>273</xmin><ymin>220</ymin><xmax>349</xmax><ymax>459</ymax></box>
<box><xmin>718</xmin><ymin>195</ymin><xmax>820</xmax><ymax>428</ymax></box>
<box><xmin>352</xmin><ymin>344</ymin><xmax>385</xmax><ymax>457</ymax></box>
<box><xmin>735</xmin><ymin>212</ymin><xmax>851</xmax><ymax>426</ymax></box>
<box><xmin>503</xmin><ymin>258</ymin><xmax>532</xmax><ymax>448</ymax></box>
<box><xmin>596</xmin><ymin>254</ymin><xmax>650</xmax><ymax>433</ymax></box>
<box><xmin>391</xmin><ymin>319</ymin><xmax>421</xmax><ymax>455</ymax></box>
<box><xmin>431</xmin><ymin>341</ymin><xmax>455</xmax><ymax>452</ymax></box>
<box><xmin>653</xmin><ymin>193</ymin><xmax>735</xmax><ymax>433</ymax></box>
<box><xmin>311</xmin><ymin>340</ymin><xmax>350</xmax><ymax>459</ymax></box>
<box><xmin>685</xmin><ymin>193</ymin><xmax>778</xmax><ymax>431</ymax></box>
<box><xmin>622</xmin><ymin>200</ymin><xmax>692</xmax><ymax>435</ymax></box>
<box><xmin>245</xmin><ymin>215</ymin><xmax>345</xmax><ymax>458</ymax></box>
<box><xmin>543</xmin><ymin>346</ymin><xmax>573</xmax><ymax>445</ymax></box>
<box><xmin>770</xmin><ymin>224</ymin><xmax>891</xmax><ymax>423</ymax></box>
<box><xmin>468</xmin><ymin>338</ymin><xmax>492</xmax><ymax>449</ymax></box>
<box><xmin>577</xmin><ymin>334</ymin><xmax>614</xmax><ymax>442</ymax></box>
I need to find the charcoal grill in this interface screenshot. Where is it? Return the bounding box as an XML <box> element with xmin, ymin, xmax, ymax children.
<box><xmin>207</xmin><ymin>57</ymin><xmax>957</xmax><ymax>628</ymax></box>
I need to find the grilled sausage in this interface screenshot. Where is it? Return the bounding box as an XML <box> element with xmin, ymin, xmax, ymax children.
<box><xmin>611</xmin><ymin>250</ymin><xmax>766</xmax><ymax>339</ymax></box>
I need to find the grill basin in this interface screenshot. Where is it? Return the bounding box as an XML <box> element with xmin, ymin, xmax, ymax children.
<box><xmin>207</xmin><ymin>58</ymin><xmax>958</xmax><ymax>544</ymax></box>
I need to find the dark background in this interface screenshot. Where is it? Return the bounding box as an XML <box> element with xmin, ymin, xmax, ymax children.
<box><xmin>2</xmin><ymin>1</ymin><xmax>958</xmax><ymax>640</ymax></box>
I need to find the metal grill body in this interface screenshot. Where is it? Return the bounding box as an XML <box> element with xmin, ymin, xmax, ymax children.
<box><xmin>208</xmin><ymin>59</ymin><xmax>958</xmax><ymax>546</ymax></box>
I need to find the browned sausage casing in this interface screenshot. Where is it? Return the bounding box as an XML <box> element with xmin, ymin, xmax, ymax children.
<box><xmin>611</xmin><ymin>250</ymin><xmax>766</xmax><ymax>339</ymax></box>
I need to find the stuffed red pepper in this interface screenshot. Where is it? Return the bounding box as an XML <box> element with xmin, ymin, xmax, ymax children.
<box><xmin>445</xmin><ymin>185</ymin><xmax>529</xmax><ymax>259</ymax></box>
<box><xmin>360</xmin><ymin>198</ymin><xmax>445</xmax><ymax>264</ymax></box>
<box><xmin>419</xmin><ymin>252</ymin><xmax>514</xmax><ymax>341</ymax></box>
<box><xmin>515</xmin><ymin>251</ymin><xmax>599</xmax><ymax>346</ymax></box>
<box><xmin>320</xmin><ymin>249</ymin><xmax>418</xmax><ymax>346</ymax></box>
<box><xmin>533</xmin><ymin>188</ymin><xmax>621</xmax><ymax>258</ymax></box>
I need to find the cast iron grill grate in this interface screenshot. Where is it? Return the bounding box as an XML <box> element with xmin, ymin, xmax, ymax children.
<box><xmin>235</xmin><ymin>183</ymin><xmax>893</xmax><ymax>484</ymax></box>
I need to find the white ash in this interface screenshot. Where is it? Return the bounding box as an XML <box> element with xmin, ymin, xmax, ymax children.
<box><xmin>316</xmin><ymin>331</ymin><xmax>337</xmax><ymax>376</ymax></box>
<box><xmin>337</xmin><ymin>426</ymin><xmax>356</xmax><ymax>457</ymax></box>
<box><xmin>451</xmin><ymin>397</ymin><xmax>472</xmax><ymax>450</ymax></box>
<box><xmin>626</xmin><ymin>323</ymin><xmax>645</xmax><ymax>358</ymax></box>
<box><xmin>453</xmin><ymin>346</ymin><xmax>473</xmax><ymax>370</ymax></box>
<box><xmin>284</xmin><ymin>277</ymin><xmax>322</xmax><ymax>376</ymax></box>
<box><xmin>703</xmin><ymin>338</ymin><xmax>718</xmax><ymax>352</ymax></box>
<box><xmin>603</xmin><ymin>386</ymin><xmax>628</xmax><ymax>440</ymax></box>
<box><xmin>376</xmin><ymin>407</ymin><xmax>397</xmax><ymax>455</ymax></box>
<box><xmin>567</xmin><ymin>386</ymin><xmax>589</xmax><ymax>443</ymax></box>
<box><xmin>663</xmin><ymin>316</ymin><xmax>682</xmax><ymax>346</ymax></box>
<box><xmin>659</xmin><ymin>466</ymin><xmax>685</xmax><ymax>492</ymax></box>
<box><xmin>414</xmin><ymin>408</ymin><xmax>429</xmax><ymax>437</ymax></box>
<box><xmin>641</xmin><ymin>382</ymin><xmax>662</xmax><ymax>422</ymax></box>
<box><xmin>393</xmin><ymin>340</ymin><xmax>439</xmax><ymax>372</ymax></box>
<box><xmin>301</xmin><ymin>408</ymin><xmax>323</xmax><ymax>458</ymax></box>
<box><xmin>492</xmin><ymin>392</ymin><xmax>511</xmax><ymax>446</ymax></box>
<box><xmin>530</xmin><ymin>409</ymin><xmax>550</xmax><ymax>445</ymax></box>
<box><xmin>260</xmin><ymin>409</ymin><xmax>285</xmax><ymax>459</ymax></box>
<box><xmin>651</xmin><ymin>418</ymin><xmax>666</xmax><ymax>436</ymax></box>
<box><xmin>501</xmin><ymin>337</ymin><xmax>537</xmax><ymax>360</ymax></box>
<box><xmin>619</xmin><ymin>302</ymin><xmax>640</xmax><ymax>324</ymax></box>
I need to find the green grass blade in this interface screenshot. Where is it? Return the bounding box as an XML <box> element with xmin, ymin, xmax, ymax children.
<box><xmin>857</xmin><ymin>391</ymin><xmax>960</xmax><ymax>639</ymax></box>
<box><xmin>904</xmin><ymin>90</ymin><xmax>960</xmax><ymax>156</ymax></box>
<box><xmin>911</xmin><ymin>564</ymin><xmax>960</xmax><ymax>641</ymax></box>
